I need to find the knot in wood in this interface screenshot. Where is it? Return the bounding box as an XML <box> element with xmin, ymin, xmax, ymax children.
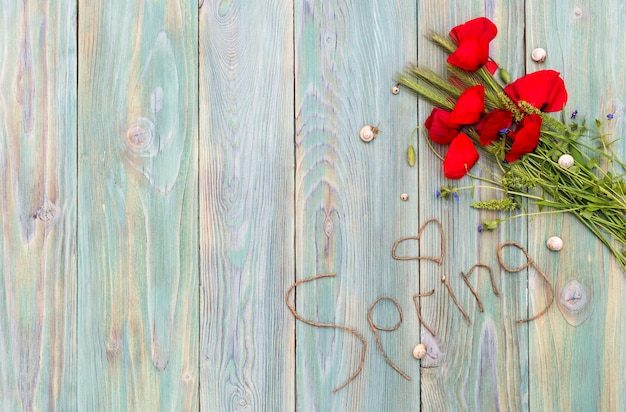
<box><xmin>125</xmin><ymin>118</ymin><xmax>154</xmax><ymax>154</ymax></box>
<box><xmin>36</xmin><ymin>199</ymin><xmax>59</xmax><ymax>224</ymax></box>
<box><xmin>573</xmin><ymin>7</ymin><xmax>583</xmax><ymax>19</ymax></box>
<box><xmin>232</xmin><ymin>393</ymin><xmax>251</xmax><ymax>410</ymax></box>
<box><xmin>559</xmin><ymin>280</ymin><xmax>587</xmax><ymax>311</ymax></box>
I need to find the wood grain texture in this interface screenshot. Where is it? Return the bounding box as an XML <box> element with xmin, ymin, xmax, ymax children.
<box><xmin>416</xmin><ymin>2</ymin><xmax>529</xmax><ymax>411</ymax></box>
<box><xmin>1</xmin><ymin>1</ymin><xmax>625</xmax><ymax>410</ymax></box>
<box><xmin>295</xmin><ymin>1</ymin><xmax>419</xmax><ymax>409</ymax></box>
<box><xmin>525</xmin><ymin>1</ymin><xmax>626</xmax><ymax>410</ymax></box>
<box><xmin>199</xmin><ymin>0</ymin><xmax>295</xmax><ymax>410</ymax></box>
<box><xmin>77</xmin><ymin>1</ymin><xmax>198</xmax><ymax>409</ymax></box>
<box><xmin>0</xmin><ymin>1</ymin><xmax>77</xmax><ymax>410</ymax></box>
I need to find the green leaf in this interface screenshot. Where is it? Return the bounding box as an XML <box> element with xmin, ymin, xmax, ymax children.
<box><xmin>586</xmin><ymin>158</ymin><xmax>599</xmax><ymax>170</ymax></box>
<box><xmin>595</xmin><ymin>119</ymin><xmax>603</xmax><ymax>128</ymax></box>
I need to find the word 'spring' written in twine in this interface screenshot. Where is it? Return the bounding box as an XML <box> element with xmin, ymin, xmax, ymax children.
<box><xmin>285</xmin><ymin>273</ymin><xmax>367</xmax><ymax>393</ymax></box>
<box><xmin>367</xmin><ymin>296</ymin><xmax>411</xmax><ymax>381</ymax></box>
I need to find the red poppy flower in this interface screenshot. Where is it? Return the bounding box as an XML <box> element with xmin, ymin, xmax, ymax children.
<box><xmin>447</xmin><ymin>17</ymin><xmax>498</xmax><ymax>71</ymax></box>
<box><xmin>504</xmin><ymin>70</ymin><xmax>568</xmax><ymax>113</ymax></box>
<box><xmin>449</xmin><ymin>17</ymin><xmax>498</xmax><ymax>44</ymax></box>
<box><xmin>425</xmin><ymin>108</ymin><xmax>461</xmax><ymax>144</ymax></box>
<box><xmin>505</xmin><ymin>114</ymin><xmax>542</xmax><ymax>162</ymax></box>
<box><xmin>450</xmin><ymin>85</ymin><xmax>485</xmax><ymax>125</ymax></box>
<box><xmin>475</xmin><ymin>109</ymin><xmax>513</xmax><ymax>146</ymax></box>
<box><xmin>443</xmin><ymin>132</ymin><xmax>480</xmax><ymax>179</ymax></box>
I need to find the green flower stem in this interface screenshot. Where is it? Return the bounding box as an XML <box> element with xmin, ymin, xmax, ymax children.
<box><xmin>396</xmin><ymin>74</ymin><xmax>455</xmax><ymax>110</ymax></box>
<box><xmin>496</xmin><ymin>206</ymin><xmax>585</xmax><ymax>224</ymax></box>
<box><xmin>453</xmin><ymin>183</ymin><xmax>546</xmax><ymax>201</ymax></box>
<box><xmin>424</xmin><ymin>133</ymin><xmax>445</xmax><ymax>161</ymax></box>
<box><xmin>408</xmin><ymin>66</ymin><xmax>462</xmax><ymax>98</ymax></box>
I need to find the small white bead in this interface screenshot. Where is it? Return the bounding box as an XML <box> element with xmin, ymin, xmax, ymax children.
<box><xmin>359</xmin><ymin>125</ymin><xmax>378</xmax><ymax>142</ymax></box>
<box><xmin>391</xmin><ymin>84</ymin><xmax>400</xmax><ymax>95</ymax></box>
<box><xmin>413</xmin><ymin>343</ymin><xmax>427</xmax><ymax>359</ymax></box>
<box><xmin>531</xmin><ymin>48</ymin><xmax>547</xmax><ymax>63</ymax></box>
<box><xmin>400</xmin><ymin>193</ymin><xmax>409</xmax><ymax>201</ymax></box>
<box><xmin>547</xmin><ymin>236</ymin><xmax>564</xmax><ymax>251</ymax></box>
<box><xmin>558</xmin><ymin>154</ymin><xmax>574</xmax><ymax>169</ymax></box>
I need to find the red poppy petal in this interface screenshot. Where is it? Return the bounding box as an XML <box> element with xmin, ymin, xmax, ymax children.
<box><xmin>443</xmin><ymin>133</ymin><xmax>480</xmax><ymax>179</ymax></box>
<box><xmin>449</xmin><ymin>17</ymin><xmax>497</xmax><ymax>43</ymax></box>
<box><xmin>447</xmin><ymin>38</ymin><xmax>490</xmax><ymax>71</ymax></box>
<box><xmin>484</xmin><ymin>60</ymin><xmax>499</xmax><ymax>75</ymax></box>
<box><xmin>505</xmin><ymin>114</ymin><xmax>542</xmax><ymax>162</ymax></box>
<box><xmin>450</xmin><ymin>85</ymin><xmax>485</xmax><ymax>124</ymax></box>
<box><xmin>425</xmin><ymin>108</ymin><xmax>461</xmax><ymax>144</ymax></box>
<box><xmin>476</xmin><ymin>109</ymin><xmax>513</xmax><ymax>146</ymax></box>
<box><xmin>504</xmin><ymin>70</ymin><xmax>568</xmax><ymax>112</ymax></box>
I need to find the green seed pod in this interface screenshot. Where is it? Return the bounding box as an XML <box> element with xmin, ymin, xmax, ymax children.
<box><xmin>407</xmin><ymin>144</ymin><xmax>416</xmax><ymax>167</ymax></box>
<box><xmin>499</xmin><ymin>68</ymin><xmax>511</xmax><ymax>84</ymax></box>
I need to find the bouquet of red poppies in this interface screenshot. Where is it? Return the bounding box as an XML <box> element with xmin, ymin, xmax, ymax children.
<box><xmin>397</xmin><ymin>17</ymin><xmax>626</xmax><ymax>269</ymax></box>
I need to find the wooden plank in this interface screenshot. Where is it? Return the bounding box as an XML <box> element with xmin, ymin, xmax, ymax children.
<box><xmin>416</xmin><ymin>3</ymin><xmax>529</xmax><ymax>410</ymax></box>
<box><xmin>525</xmin><ymin>1</ymin><xmax>626</xmax><ymax>410</ymax></box>
<box><xmin>198</xmin><ymin>1</ymin><xmax>295</xmax><ymax>410</ymax></box>
<box><xmin>0</xmin><ymin>1</ymin><xmax>77</xmax><ymax>410</ymax></box>
<box><xmin>294</xmin><ymin>1</ymin><xmax>419</xmax><ymax>409</ymax></box>
<box><xmin>77</xmin><ymin>1</ymin><xmax>198</xmax><ymax>409</ymax></box>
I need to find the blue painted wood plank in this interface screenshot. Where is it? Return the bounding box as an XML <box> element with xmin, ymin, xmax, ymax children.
<box><xmin>77</xmin><ymin>1</ymin><xmax>198</xmax><ymax>409</ymax></box>
<box><xmin>198</xmin><ymin>0</ymin><xmax>296</xmax><ymax>410</ymax></box>
<box><xmin>415</xmin><ymin>2</ymin><xmax>529</xmax><ymax>410</ymax></box>
<box><xmin>525</xmin><ymin>1</ymin><xmax>626</xmax><ymax>410</ymax></box>
<box><xmin>295</xmin><ymin>1</ymin><xmax>419</xmax><ymax>409</ymax></box>
<box><xmin>0</xmin><ymin>1</ymin><xmax>77</xmax><ymax>410</ymax></box>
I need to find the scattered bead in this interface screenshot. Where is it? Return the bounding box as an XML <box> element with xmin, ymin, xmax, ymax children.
<box><xmin>441</xmin><ymin>275</ymin><xmax>446</xmax><ymax>283</ymax></box>
<box><xmin>607</xmin><ymin>113</ymin><xmax>614</xmax><ymax>120</ymax></box>
<box><xmin>571</xmin><ymin>110</ymin><xmax>578</xmax><ymax>119</ymax></box>
<box><xmin>413</xmin><ymin>343</ymin><xmax>427</xmax><ymax>360</ymax></box>
<box><xmin>546</xmin><ymin>236</ymin><xmax>564</xmax><ymax>251</ymax></box>
<box><xmin>477</xmin><ymin>225</ymin><xmax>483</xmax><ymax>233</ymax></box>
<box><xmin>531</xmin><ymin>48</ymin><xmax>547</xmax><ymax>63</ymax></box>
<box><xmin>435</xmin><ymin>190</ymin><xmax>441</xmax><ymax>198</ymax></box>
<box><xmin>400</xmin><ymin>193</ymin><xmax>409</xmax><ymax>201</ymax></box>
<box><xmin>359</xmin><ymin>125</ymin><xmax>379</xmax><ymax>142</ymax></box>
<box><xmin>453</xmin><ymin>192</ymin><xmax>459</xmax><ymax>201</ymax></box>
<box><xmin>558</xmin><ymin>154</ymin><xmax>575</xmax><ymax>169</ymax></box>
<box><xmin>391</xmin><ymin>84</ymin><xmax>400</xmax><ymax>95</ymax></box>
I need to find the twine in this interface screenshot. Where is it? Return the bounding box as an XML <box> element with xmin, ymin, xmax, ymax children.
<box><xmin>461</xmin><ymin>263</ymin><xmax>500</xmax><ymax>312</ymax></box>
<box><xmin>444</xmin><ymin>277</ymin><xmax>471</xmax><ymax>325</ymax></box>
<box><xmin>367</xmin><ymin>296</ymin><xmax>411</xmax><ymax>381</ymax></box>
<box><xmin>391</xmin><ymin>218</ymin><xmax>445</xmax><ymax>265</ymax></box>
<box><xmin>285</xmin><ymin>273</ymin><xmax>367</xmax><ymax>393</ymax></box>
<box><xmin>497</xmin><ymin>241</ymin><xmax>555</xmax><ymax>323</ymax></box>
<box><xmin>412</xmin><ymin>290</ymin><xmax>437</xmax><ymax>337</ymax></box>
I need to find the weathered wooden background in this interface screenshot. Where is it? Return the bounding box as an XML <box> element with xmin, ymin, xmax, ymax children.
<box><xmin>0</xmin><ymin>0</ymin><xmax>624</xmax><ymax>410</ymax></box>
